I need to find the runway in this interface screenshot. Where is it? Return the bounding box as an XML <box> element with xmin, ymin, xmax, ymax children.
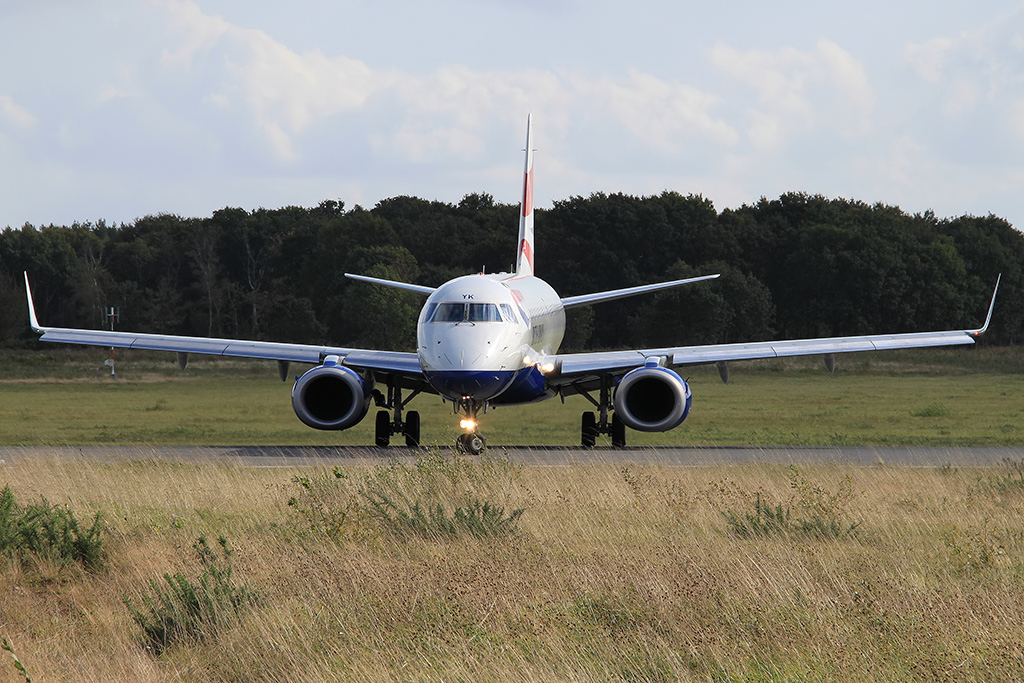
<box><xmin>1</xmin><ymin>444</ymin><xmax>1023</xmax><ymax>468</ymax></box>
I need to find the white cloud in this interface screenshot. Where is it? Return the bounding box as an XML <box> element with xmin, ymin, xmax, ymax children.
<box><xmin>746</xmin><ymin>109</ymin><xmax>782</xmax><ymax>152</ymax></box>
<box><xmin>816</xmin><ymin>39</ymin><xmax>875</xmax><ymax>135</ymax></box>
<box><xmin>158</xmin><ymin>0</ymin><xmax>232</xmax><ymax>66</ymax></box>
<box><xmin>385</xmin><ymin>123</ymin><xmax>484</xmax><ymax>163</ymax></box>
<box><xmin>870</xmin><ymin>135</ymin><xmax>926</xmax><ymax>189</ymax></box>
<box><xmin>1010</xmin><ymin>98</ymin><xmax>1024</xmax><ymax>143</ymax></box>
<box><xmin>711</xmin><ymin>39</ymin><xmax>875</xmax><ymax>149</ymax></box>
<box><xmin>572</xmin><ymin>70</ymin><xmax>739</xmax><ymax>152</ymax></box>
<box><xmin>0</xmin><ymin>95</ymin><xmax>33</xmax><ymax>127</ymax></box>
<box><xmin>157</xmin><ymin>0</ymin><xmax>389</xmax><ymax>160</ymax></box>
<box><xmin>943</xmin><ymin>79</ymin><xmax>980</xmax><ymax>116</ymax></box>
<box><xmin>905</xmin><ymin>11</ymin><xmax>1024</xmax><ymax>114</ymax></box>
<box><xmin>154</xmin><ymin>1</ymin><xmax>739</xmax><ymax>168</ymax></box>
<box><xmin>905</xmin><ymin>37</ymin><xmax>955</xmax><ymax>82</ymax></box>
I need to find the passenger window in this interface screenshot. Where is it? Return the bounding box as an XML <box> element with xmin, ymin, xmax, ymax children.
<box><xmin>431</xmin><ymin>303</ymin><xmax>465</xmax><ymax>322</ymax></box>
<box><xmin>468</xmin><ymin>303</ymin><xmax>501</xmax><ymax>322</ymax></box>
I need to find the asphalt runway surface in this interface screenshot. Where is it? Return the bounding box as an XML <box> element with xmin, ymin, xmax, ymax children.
<box><xmin>1</xmin><ymin>444</ymin><xmax>1023</xmax><ymax>468</ymax></box>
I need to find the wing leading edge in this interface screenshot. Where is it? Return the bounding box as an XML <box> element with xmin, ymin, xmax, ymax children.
<box><xmin>561</xmin><ymin>273</ymin><xmax>720</xmax><ymax>308</ymax></box>
<box><xmin>23</xmin><ymin>273</ymin><xmax>423</xmax><ymax>377</ymax></box>
<box><xmin>552</xmin><ymin>275</ymin><xmax>1000</xmax><ymax>379</ymax></box>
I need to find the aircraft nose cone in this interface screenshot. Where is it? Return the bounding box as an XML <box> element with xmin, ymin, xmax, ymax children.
<box><xmin>427</xmin><ymin>370</ymin><xmax>515</xmax><ymax>400</ymax></box>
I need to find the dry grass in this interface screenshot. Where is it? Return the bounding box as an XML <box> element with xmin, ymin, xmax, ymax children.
<box><xmin>2</xmin><ymin>453</ymin><xmax>1024</xmax><ymax>681</ymax></box>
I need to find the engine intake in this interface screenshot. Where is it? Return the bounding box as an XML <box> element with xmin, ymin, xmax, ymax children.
<box><xmin>291</xmin><ymin>363</ymin><xmax>371</xmax><ymax>430</ymax></box>
<box><xmin>613</xmin><ymin>366</ymin><xmax>691</xmax><ymax>432</ymax></box>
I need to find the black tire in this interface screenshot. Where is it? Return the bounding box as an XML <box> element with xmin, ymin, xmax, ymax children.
<box><xmin>456</xmin><ymin>432</ymin><xmax>485</xmax><ymax>455</ymax></box>
<box><xmin>581</xmin><ymin>411</ymin><xmax>597</xmax><ymax>448</ymax></box>
<box><xmin>466</xmin><ymin>432</ymin><xmax>485</xmax><ymax>455</ymax></box>
<box><xmin>404</xmin><ymin>410</ymin><xmax>421</xmax><ymax>448</ymax></box>
<box><xmin>611</xmin><ymin>412</ymin><xmax>626</xmax><ymax>448</ymax></box>
<box><xmin>375</xmin><ymin>410</ymin><xmax>390</xmax><ymax>447</ymax></box>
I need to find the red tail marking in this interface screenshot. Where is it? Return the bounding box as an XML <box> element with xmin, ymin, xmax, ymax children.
<box><xmin>519</xmin><ymin>240</ymin><xmax>533</xmax><ymax>270</ymax></box>
<box><xmin>522</xmin><ymin>168</ymin><xmax>533</xmax><ymax>217</ymax></box>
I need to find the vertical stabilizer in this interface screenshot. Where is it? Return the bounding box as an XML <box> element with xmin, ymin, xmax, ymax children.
<box><xmin>516</xmin><ymin>114</ymin><xmax>535</xmax><ymax>277</ymax></box>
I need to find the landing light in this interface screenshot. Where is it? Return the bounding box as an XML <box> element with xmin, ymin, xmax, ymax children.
<box><xmin>460</xmin><ymin>418</ymin><xmax>477</xmax><ymax>431</ymax></box>
<box><xmin>540</xmin><ymin>361</ymin><xmax>556</xmax><ymax>374</ymax></box>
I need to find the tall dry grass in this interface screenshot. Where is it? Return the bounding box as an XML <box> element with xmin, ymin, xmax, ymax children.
<box><xmin>1</xmin><ymin>452</ymin><xmax>1023</xmax><ymax>681</ymax></box>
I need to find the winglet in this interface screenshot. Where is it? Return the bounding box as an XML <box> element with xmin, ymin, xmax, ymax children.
<box><xmin>24</xmin><ymin>272</ymin><xmax>46</xmax><ymax>333</ymax></box>
<box><xmin>969</xmin><ymin>274</ymin><xmax>1000</xmax><ymax>337</ymax></box>
<box><xmin>515</xmin><ymin>113</ymin><xmax>535</xmax><ymax>277</ymax></box>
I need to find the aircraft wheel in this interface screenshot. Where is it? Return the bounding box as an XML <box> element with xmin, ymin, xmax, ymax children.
<box><xmin>456</xmin><ymin>432</ymin><xmax>485</xmax><ymax>455</ymax></box>
<box><xmin>611</xmin><ymin>412</ymin><xmax>626</xmax><ymax>448</ymax></box>
<box><xmin>404</xmin><ymin>411</ymin><xmax>421</xmax><ymax>448</ymax></box>
<box><xmin>375</xmin><ymin>410</ymin><xmax>391</xmax><ymax>447</ymax></box>
<box><xmin>581</xmin><ymin>411</ymin><xmax>597</xmax><ymax>448</ymax></box>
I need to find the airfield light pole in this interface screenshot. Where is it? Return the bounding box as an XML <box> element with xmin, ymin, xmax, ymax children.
<box><xmin>103</xmin><ymin>306</ymin><xmax>119</xmax><ymax>379</ymax></box>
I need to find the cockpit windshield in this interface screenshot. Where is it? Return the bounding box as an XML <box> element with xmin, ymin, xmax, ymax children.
<box><xmin>432</xmin><ymin>303</ymin><xmax>466</xmax><ymax>322</ymax></box>
<box><xmin>428</xmin><ymin>302</ymin><xmax>505</xmax><ymax>323</ymax></box>
<box><xmin>468</xmin><ymin>303</ymin><xmax>502</xmax><ymax>322</ymax></box>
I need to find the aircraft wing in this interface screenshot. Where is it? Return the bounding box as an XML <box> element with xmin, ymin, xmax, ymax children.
<box><xmin>24</xmin><ymin>273</ymin><xmax>423</xmax><ymax>377</ymax></box>
<box><xmin>344</xmin><ymin>273</ymin><xmax>437</xmax><ymax>296</ymax></box>
<box><xmin>561</xmin><ymin>273</ymin><xmax>720</xmax><ymax>308</ymax></box>
<box><xmin>551</xmin><ymin>275</ymin><xmax>1000</xmax><ymax>380</ymax></box>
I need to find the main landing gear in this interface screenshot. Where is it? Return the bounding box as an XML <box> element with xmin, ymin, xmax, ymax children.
<box><xmin>455</xmin><ymin>398</ymin><xmax>487</xmax><ymax>455</ymax></box>
<box><xmin>372</xmin><ymin>377</ymin><xmax>422</xmax><ymax>448</ymax></box>
<box><xmin>578</xmin><ymin>376</ymin><xmax>626</xmax><ymax>448</ymax></box>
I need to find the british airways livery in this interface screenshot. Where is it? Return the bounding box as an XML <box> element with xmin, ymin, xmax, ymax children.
<box><xmin>25</xmin><ymin>115</ymin><xmax>999</xmax><ymax>453</ymax></box>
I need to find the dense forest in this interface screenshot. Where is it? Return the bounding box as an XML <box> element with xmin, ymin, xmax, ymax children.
<box><xmin>0</xmin><ymin>191</ymin><xmax>1019</xmax><ymax>353</ymax></box>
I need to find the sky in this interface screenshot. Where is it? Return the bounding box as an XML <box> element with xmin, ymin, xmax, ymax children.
<box><xmin>2</xmin><ymin>0</ymin><xmax>1024</xmax><ymax>231</ymax></box>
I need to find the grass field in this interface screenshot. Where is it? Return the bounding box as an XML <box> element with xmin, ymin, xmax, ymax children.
<box><xmin>2</xmin><ymin>454</ymin><xmax>1024</xmax><ymax>682</ymax></box>
<box><xmin>0</xmin><ymin>346</ymin><xmax>1021</xmax><ymax>447</ymax></box>
<box><xmin>2</xmin><ymin>347</ymin><xmax>1024</xmax><ymax>682</ymax></box>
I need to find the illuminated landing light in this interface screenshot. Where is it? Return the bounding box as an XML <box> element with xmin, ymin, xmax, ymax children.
<box><xmin>460</xmin><ymin>418</ymin><xmax>477</xmax><ymax>431</ymax></box>
<box><xmin>539</xmin><ymin>361</ymin><xmax>556</xmax><ymax>374</ymax></box>
<box><xmin>522</xmin><ymin>355</ymin><xmax>533</xmax><ymax>366</ymax></box>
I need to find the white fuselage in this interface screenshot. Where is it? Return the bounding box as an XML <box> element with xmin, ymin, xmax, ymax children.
<box><xmin>417</xmin><ymin>273</ymin><xmax>565</xmax><ymax>403</ymax></box>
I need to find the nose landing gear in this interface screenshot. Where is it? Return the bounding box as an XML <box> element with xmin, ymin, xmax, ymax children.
<box><xmin>455</xmin><ymin>398</ymin><xmax>487</xmax><ymax>455</ymax></box>
<box><xmin>456</xmin><ymin>431</ymin><xmax>486</xmax><ymax>455</ymax></box>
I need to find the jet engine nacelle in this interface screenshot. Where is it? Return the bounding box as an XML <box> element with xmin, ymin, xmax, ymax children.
<box><xmin>613</xmin><ymin>365</ymin><xmax>692</xmax><ymax>432</ymax></box>
<box><xmin>291</xmin><ymin>361</ymin><xmax>371</xmax><ymax>430</ymax></box>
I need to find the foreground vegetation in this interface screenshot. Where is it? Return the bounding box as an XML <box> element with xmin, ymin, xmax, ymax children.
<box><xmin>2</xmin><ymin>453</ymin><xmax>1024</xmax><ymax>681</ymax></box>
<box><xmin>0</xmin><ymin>346</ymin><xmax>1022</xmax><ymax>447</ymax></box>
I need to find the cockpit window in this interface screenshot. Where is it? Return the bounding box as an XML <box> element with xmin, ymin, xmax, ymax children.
<box><xmin>499</xmin><ymin>303</ymin><xmax>517</xmax><ymax>323</ymax></box>
<box><xmin>428</xmin><ymin>302</ymin><xmax>506</xmax><ymax>323</ymax></box>
<box><xmin>431</xmin><ymin>303</ymin><xmax>466</xmax><ymax>322</ymax></box>
<box><xmin>468</xmin><ymin>303</ymin><xmax>502</xmax><ymax>322</ymax></box>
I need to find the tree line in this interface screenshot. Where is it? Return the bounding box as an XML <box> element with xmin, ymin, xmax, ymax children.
<box><xmin>0</xmin><ymin>191</ymin><xmax>1019</xmax><ymax>353</ymax></box>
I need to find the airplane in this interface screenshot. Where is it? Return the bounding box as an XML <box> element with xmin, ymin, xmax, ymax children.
<box><xmin>24</xmin><ymin>115</ymin><xmax>1000</xmax><ymax>454</ymax></box>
